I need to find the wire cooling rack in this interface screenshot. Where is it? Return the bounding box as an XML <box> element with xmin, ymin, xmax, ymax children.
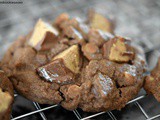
<box><xmin>10</xmin><ymin>93</ymin><xmax>160</xmax><ymax>120</ymax></box>
<box><xmin>0</xmin><ymin>0</ymin><xmax>160</xmax><ymax>120</ymax></box>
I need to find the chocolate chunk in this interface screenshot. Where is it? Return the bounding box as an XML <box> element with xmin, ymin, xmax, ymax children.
<box><xmin>37</xmin><ymin>59</ymin><xmax>75</xmax><ymax>84</ymax></box>
<box><xmin>60</xmin><ymin>85</ymin><xmax>81</xmax><ymax>110</ymax></box>
<box><xmin>68</xmin><ymin>18</ymin><xmax>90</xmax><ymax>40</ymax></box>
<box><xmin>54</xmin><ymin>13</ymin><xmax>70</xmax><ymax>27</ymax></box>
<box><xmin>92</xmin><ymin>73</ymin><xmax>114</xmax><ymax>98</ymax></box>
<box><xmin>63</xmin><ymin>26</ymin><xmax>86</xmax><ymax>45</ymax></box>
<box><xmin>56</xmin><ymin>16</ymin><xmax>88</xmax><ymax>45</ymax></box>
<box><xmin>82</xmin><ymin>43</ymin><xmax>102</xmax><ymax>60</ymax></box>
<box><xmin>88</xmin><ymin>29</ymin><xmax>113</xmax><ymax>47</ymax></box>
<box><xmin>98</xmin><ymin>59</ymin><xmax>116</xmax><ymax>78</ymax></box>
<box><xmin>115</xmin><ymin>64</ymin><xmax>137</xmax><ymax>87</ymax></box>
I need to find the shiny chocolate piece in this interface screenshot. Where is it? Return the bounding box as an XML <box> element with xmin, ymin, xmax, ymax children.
<box><xmin>88</xmin><ymin>29</ymin><xmax>114</xmax><ymax>47</ymax></box>
<box><xmin>55</xmin><ymin>16</ymin><xmax>88</xmax><ymax>45</ymax></box>
<box><xmin>92</xmin><ymin>73</ymin><xmax>114</xmax><ymax>98</ymax></box>
<box><xmin>115</xmin><ymin>64</ymin><xmax>138</xmax><ymax>87</ymax></box>
<box><xmin>37</xmin><ymin>59</ymin><xmax>74</xmax><ymax>84</ymax></box>
<box><xmin>63</xmin><ymin>26</ymin><xmax>86</xmax><ymax>46</ymax></box>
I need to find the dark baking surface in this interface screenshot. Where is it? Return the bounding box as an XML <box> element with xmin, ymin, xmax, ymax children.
<box><xmin>0</xmin><ymin>0</ymin><xmax>160</xmax><ymax>120</ymax></box>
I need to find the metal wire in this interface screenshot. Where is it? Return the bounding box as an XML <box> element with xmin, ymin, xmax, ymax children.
<box><xmin>135</xmin><ymin>102</ymin><xmax>149</xmax><ymax>119</ymax></box>
<box><xmin>33</xmin><ymin>102</ymin><xmax>47</xmax><ymax>120</ymax></box>
<box><xmin>11</xmin><ymin>104</ymin><xmax>58</xmax><ymax>120</ymax></box>
<box><xmin>11</xmin><ymin>93</ymin><xmax>160</xmax><ymax>120</ymax></box>
<box><xmin>147</xmin><ymin>114</ymin><xmax>160</xmax><ymax>120</ymax></box>
<box><xmin>73</xmin><ymin>109</ymin><xmax>82</xmax><ymax>120</ymax></box>
<box><xmin>107</xmin><ymin>111</ymin><xmax>117</xmax><ymax>120</ymax></box>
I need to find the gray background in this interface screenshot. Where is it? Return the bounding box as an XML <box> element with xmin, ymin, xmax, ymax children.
<box><xmin>0</xmin><ymin>0</ymin><xmax>160</xmax><ymax>120</ymax></box>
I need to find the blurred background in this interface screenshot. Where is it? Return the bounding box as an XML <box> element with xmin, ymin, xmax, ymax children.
<box><xmin>0</xmin><ymin>0</ymin><xmax>160</xmax><ymax>120</ymax></box>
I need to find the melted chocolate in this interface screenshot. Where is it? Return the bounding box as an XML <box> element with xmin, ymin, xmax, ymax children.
<box><xmin>37</xmin><ymin>59</ymin><xmax>75</xmax><ymax>84</ymax></box>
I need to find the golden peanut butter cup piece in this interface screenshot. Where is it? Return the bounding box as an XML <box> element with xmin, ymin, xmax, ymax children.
<box><xmin>88</xmin><ymin>10</ymin><xmax>114</xmax><ymax>33</ymax></box>
<box><xmin>103</xmin><ymin>37</ymin><xmax>134</xmax><ymax>63</ymax></box>
<box><xmin>0</xmin><ymin>70</ymin><xmax>14</xmax><ymax>120</ymax></box>
<box><xmin>0</xmin><ymin>88</ymin><xmax>12</xmax><ymax>113</ymax></box>
<box><xmin>53</xmin><ymin>45</ymin><xmax>80</xmax><ymax>74</ymax></box>
<box><xmin>28</xmin><ymin>19</ymin><xmax>59</xmax><ymax>51</ymax></box>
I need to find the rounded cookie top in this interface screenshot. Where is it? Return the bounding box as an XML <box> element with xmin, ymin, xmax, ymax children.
<box><xmin>2</xmin><ymin>11</ymin><xmax>146</xmax><ymax>112</ymax></box>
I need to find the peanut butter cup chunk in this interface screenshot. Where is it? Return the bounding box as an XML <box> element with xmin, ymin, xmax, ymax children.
<box><xmin>103</xmin><ymin>37</ymin><xmax>134</xmax><ymax>63</ymax></box>
<box><xmin>88</xmin><ymin>10</ymin><xmax>114</xmax><ymax>33</ymax></box>
<box><xmin>28</xmin><ymin>19</ymin><xmax>59</xmax><ymax>51</ymax></box>
<box><xmin>0</xmin><ymin>70</ymin><xmax>14</xmax><ymax>120</ymax></box>
<box><xmin>53</xmin><ymin>45</ymin><xmax>81</xmax><ymax>73</ymax></box>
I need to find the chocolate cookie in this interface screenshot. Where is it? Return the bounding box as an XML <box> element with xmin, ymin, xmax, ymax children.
<box><xmin>2</xmin><ymin>12</ymin><xmax>146</xmax><ymax>112</ymax></box>
<box><xmin>144</xmin><ymin>58</ymin><xmax>160</xmax><ymax>102</ymax></box>
<box><xmin>0</xmin><ymin>70</ymin><xmax>14</xmax><ymax>120</ymax></box>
